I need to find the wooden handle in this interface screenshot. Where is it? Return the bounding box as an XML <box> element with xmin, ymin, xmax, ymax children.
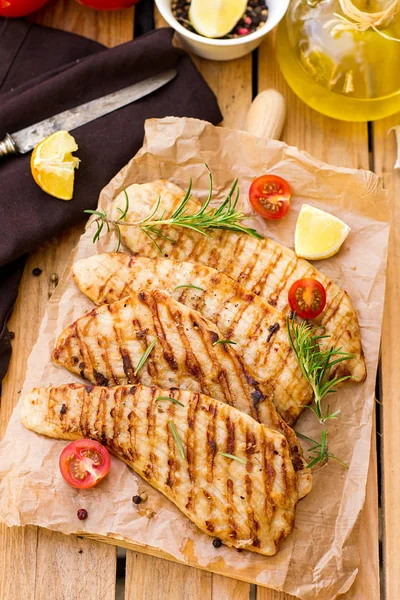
<box><xmin>245</xmin><ymin>89</ymin><xmax>286</xmax><ymax>141</ymax></box>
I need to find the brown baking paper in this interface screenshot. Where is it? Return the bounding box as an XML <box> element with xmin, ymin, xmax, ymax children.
<box><xmin>0</xmin><ymin>117</ymin><xmax>389</xmax><ymax>599</ymax></box>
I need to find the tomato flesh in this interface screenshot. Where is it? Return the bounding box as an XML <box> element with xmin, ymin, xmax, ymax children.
<box><xmin>0</xmin><ymin>0</ymin><xmax>51</xmax><ymax>17</ymax></box>
<box><xmin>288</xmin><ymin>278</ymin><xmax>326</xmax><ymax>320</ymax></box>
<box><xmin>249</xmin><ymin>174</ymin><xmax>291</xmax><ymax>220</ymax></box>
<box><xmin>59</xmin><ymin>439</ymin><xmax>111</xmax><ymax>489</ymax></box>
<box><xmin>76</xmin><ymin>0</ymin><xmax>140</xmax><ymax>10</ymax></box>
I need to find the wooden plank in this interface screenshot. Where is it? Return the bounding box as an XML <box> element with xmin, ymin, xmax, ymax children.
<box><xmin>0</xmin><ymin>2</ymin><xmax>135</xmax><ymax>598</ymax></box>
<box><xmin>32</xmin><ymin>0</ymin><xmax>134</xmax><ymax>47</ymax></box>
<box><xmin>256</xmin><ymin>31</ymin><xmax>379</xmax><ymax>600</ymax></box>
<box><xmin>374</xmin><ymin>114</ymin><xmax>400</xmax><ymax>600</ymax></box>
<box><xmin>154</xmin><ymin>7</ymin><xmax>253</xmax><ymax>129</ymax></box>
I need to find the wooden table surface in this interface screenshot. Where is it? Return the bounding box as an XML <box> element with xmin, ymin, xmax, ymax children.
<box><xmin>1</xmin><ymin>2</ymin><xmax>398</xmax><ymax>599</ymax></box>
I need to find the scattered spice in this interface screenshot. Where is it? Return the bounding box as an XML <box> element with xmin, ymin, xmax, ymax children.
<box><xmin>139</xmin><ymin>491</ymin><xmax>148</xmax><ymax>502</ymax></box>
<box><xmin>9</xmin><ymin>331</ymin><xmax>15</xmax><ymax>340</ymax></box>
<box><xmin>145</xmin><ymin>508</ymin><xmax>156</xmax><ymax>519</ymax></box>
<box><xmin>132</xmin><ymin>495</ymin><xmax>142</xmax><ymax>505</ymax></box>
<box><xmin>172</xmin><ymin>0</ymin><xmax>268</xmax><ymax>39</ymax></box>
<box><xmin>32</xmin><ymin>267</ymin><xmax>42</xmax><ymax>276</ymax></box>
<box><xmin>212</xmin><ymin>537</ymin><xmax>222</xmax><ymax>548</ymax></box>
<box><xmin>77</xmin><ymin>508</ymin><xmax>88</xmax><ymax>520</ymax></box>
<box><xmin>266</xmin><ymin>322</ymin><xmax>280</xmax><ymax>343</ymax></box>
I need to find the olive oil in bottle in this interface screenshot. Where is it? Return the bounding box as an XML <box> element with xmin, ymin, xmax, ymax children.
<box><xmin>276</xmin><ymin>0</ymin><xmax>400</xmax><ymax>121</ymax></box>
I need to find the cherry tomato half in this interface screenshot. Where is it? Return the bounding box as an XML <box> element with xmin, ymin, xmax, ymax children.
<box><xmin>249</xmin><ymin>174</ymin><xmax>291</xmax><ymax>220</ymax></box>
<box><xmin>288</xmin><ymin>278</ymin><xmax>326</xmax><ymax>320</ymax></box>
<box><xmin>59</xmin><ymin>439</ymin><xmax>111</xmax><ymax>489</ymax></box>
<box><xmin>76</xmin><ymin>0</ymin><xmax>139</xmax><ymax>10</ymax></box>
<box><xmin>0</xmin><ymin>0</ymin><xmax>51</xmax><ymax>17</ymax></box>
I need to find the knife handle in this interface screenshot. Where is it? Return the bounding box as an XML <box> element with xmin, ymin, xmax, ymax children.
<box><xmin>0</xmin><ymin>133</ymin><xmax>18</xmax><ymax>159</ymax></box>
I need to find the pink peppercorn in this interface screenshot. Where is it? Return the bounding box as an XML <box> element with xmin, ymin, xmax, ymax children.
<box><xmin>244</xmin><ymin>16</ymin><xmax>252</xmax><ymax>25</ymax></box>
<box><xmin>77</xmin><ymin>508</ymin><xmax>88</xmax><ymax>520</ymax></box>
<box><xmin>238</xmin><ymin>28</ymin><xmax>250</xmax><ymax>35</ymax></box>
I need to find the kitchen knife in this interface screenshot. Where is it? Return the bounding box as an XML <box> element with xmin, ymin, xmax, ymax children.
<box><xmin>0</xmin><ymin>69</ymin><xmax>177</xmax><ymax>159</ymax></box>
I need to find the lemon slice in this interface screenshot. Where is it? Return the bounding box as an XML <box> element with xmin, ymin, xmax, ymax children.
<box><xmin>31</xmin><ymin>130</ymin><xmax>79</xmax><ymax>200</ymax></box>
<box><xmin>295</xmin><ymin>204</ymin><xmax>351</xmax><ymax>260</ymax></box>
<box><xmin>189</xmin><ymin>0</ymin><xmax>247</xmax><ymax>38</ymax></box>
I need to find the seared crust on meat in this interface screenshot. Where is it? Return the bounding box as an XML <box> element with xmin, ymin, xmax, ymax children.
<box><xmin>21</xmin><ymin>383</ymin><xmax>298</xmax><ymax>555</ymax></box>
<box><xmin>111</xmin><ymin>180</ymin><xmax>366</xmax><ymax>384</ymax></box>
<box><xmin>52</xmin><ymin>288</ymin><xmax>312</xmax><ymax>499</ymax></box>
<box><xmin>72</xmin><ymin>253</ymin><xmax>313</xmax><ymax>424</ymax></box>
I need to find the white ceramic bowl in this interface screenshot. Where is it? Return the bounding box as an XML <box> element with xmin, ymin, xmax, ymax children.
<box><xmin>155</xmin><ymin>0</ymin><xmax>290</xmax><ymax>61</ymax></box>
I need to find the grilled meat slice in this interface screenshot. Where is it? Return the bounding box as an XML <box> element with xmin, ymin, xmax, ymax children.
<box><xmin>21</xmin><ymin>383</ymin><xmax>298</xmax><ymax>555</ymax></box>
<box><xmin>52</xmin><ymin>288</ymin><xmax>312</xmax><ymax>499</ymax></box>
<box><xmin>72</xmin><ymin>252</ymin><xmax>313</xmax><ymax>424</ymax></box>
<box><xmin>111</xmin><ymin>180</ymin><xmax>366</xmax><ymax>384</ymax></box>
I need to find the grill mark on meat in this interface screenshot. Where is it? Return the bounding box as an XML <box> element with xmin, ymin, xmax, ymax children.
<box><xmin>206</xmin><ymin>403</ymin><xmax>217</xmax><ymax>485</ymax></box>
<box><xmin>186</xmin><ymin>392</ymin><xmax>200</xmax><ymax>510</ymax></box>
<box><xmin>141</xmin><ymin>290</ymin><xmax>178</xmax><ymax>372</ymax></box>
<box><xmin>120</xmin><ymin>348</ymin><xmax>135</xmax><ymax>383</ymax></box>
<box><xmin>146</xmin><ymin>386</ymin><xmax>158</xmax><ymax>479</ymax></box>
<box><xmin>226</xmin><ymin>417</ymin><xmax>235</xmax><ymax>455</ymax></box>
<box><xmin>226</xmin><ymin>478</ymin><xmax>238</xmax><ymax>540</ymax></box>
<box><xmin>266</xmin><ymin>323</ymin><xmax>280</xmax><ymax>343</ymax></box>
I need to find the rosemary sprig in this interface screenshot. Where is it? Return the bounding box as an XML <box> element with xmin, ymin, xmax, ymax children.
<box><xmin>287</xmin><ymin>315</ymin><xmax>354</xmax><ymax>423</ymax></box>
<box><xmin>217</xmin><ymin>452</ymin><xmax>247</xmax><ymax>465</ymax></box>
<box><xmin>296</xmin><ymin>431</ymin><xmax>349</xmax><ymax>470</ymax></box>
<box><xmin>168</xmin><ymin>420</ymin><xmax>186</xmax><ymax>460</ymax></box>
<box><xmin>84</xmin><ymin>167</ymin><xmax>262</xmax><ymax>253</ymax></box>
<box><xmin>156</xmin><ymin>396</ymin><xmax>185</xmax><ymax>407</ymax></box>
<box><xmin>133</xmin><ymin>338</ymin><xmax>157</xmax><ymax>377</ymax></box>
<box><xmin>212</xmin><ymin>339</ymin><xmax>237</xmax><ymax>347</ymax></box>
<box><xmin>174</xmin><ymin>284</ymin><xmax>205</xmax><ymax>292</ymax></box>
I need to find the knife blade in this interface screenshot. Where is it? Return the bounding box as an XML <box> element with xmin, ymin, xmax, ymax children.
<box><xmin>0</xmin><ymin>69</ymin><xmax>177</xmax><ymax>158</ymax></box>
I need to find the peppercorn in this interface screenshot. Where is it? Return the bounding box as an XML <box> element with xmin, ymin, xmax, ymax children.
<box><xmin>32</xmin><ymin>267</ymin><xmax>42</xmax><ymax>276</ymax></box>
<box><xmin>132</xmin><ymin>495</ymin><xmax>142</xmax><ymax>505</ymax></box>
<box><xmin>77</xmin><ymin>509</ymin><xmax>88</xmax><ymax>520</ymax></box>
<box><xmin>212</xmin><ymin>538</ymin><xmax>222</xmax><ymax>548</ymax></box>
<box><xmin>9</xmin><ymin>331</ymin><xmax>15</xmax><ymax>340</ymax></box>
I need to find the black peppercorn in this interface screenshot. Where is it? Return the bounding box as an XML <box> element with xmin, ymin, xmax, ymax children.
<box><xmin>32</xmin><ymin>267</ymin><xmax>42</xmax><ymax>276</ymax></box>
<box><xmin>212</xmin><ymin>538</ymin><xmax>222</xmax><ymax>548</ymax></box>
<box><xmin>9</xmin><ymin>331</ymin><xmax>15</xmax><ymax>340</ymax></box>
<box><xmin>132</xmin><ymin>495</ymin><xmax>142</xmax><ymax>505</ymax></box>
<box><xmin>77</xmin><ymin>509</ymin><xmax>88</xmax><ymax>520</ymax></box>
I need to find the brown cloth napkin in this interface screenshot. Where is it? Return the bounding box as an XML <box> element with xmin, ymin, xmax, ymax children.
<box><xmin>0</xmin><ymin>18</ymin><xmax>222</xmax><ymax>382</ymax></box>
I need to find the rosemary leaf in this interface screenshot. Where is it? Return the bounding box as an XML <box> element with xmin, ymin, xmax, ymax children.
<box><xmin>156</xmin><ymin>396</ymin><xmax>184</xmax><ymax>407</ymax></box>
<box><xmin>287</xmin><ymin>314</ymin><xmax>354</xmax><ymax>424</ymax></box>
<box><xmin>168</xmin><ymin>420</ymin><xmax>186</xmax><ymax>460</ymax></box>
<box><xmin>213</xmin><ymin>339</ymin><xmax>237</xmax><ymax>346</ymax></box>
<box><xmin>217</xmin><ymin>452</ymin><xmax>247</xmax><ymax>465</ymax></box>
<box><xmin>133</xmin><ymin>338</ymin><xmax>157</xmax><ymax>377</ymax></box>
<box><xmin>83</xmin><ymin>168</ymin><xmax>263</xmax><ymax>253</ymax></box>
<box><xmin>296</xmin><ymin>430</ymin><xmax>349</xmax><ymax>470</ymax></box>
<box><xmin>174</xmin><ymin>284</ymin><xmax>204</xmax><ymax>292</ymax></box>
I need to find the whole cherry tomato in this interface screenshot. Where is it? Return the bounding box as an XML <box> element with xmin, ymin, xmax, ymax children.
<box><xmin>0</xmin><ymin>0</ymin><xmax>51</xmax><ymax>17</ymax></box>
<box><xmin>249</xmin><ymin>174</ymin><xmax>291</xmax><ymax>220</ymax></box>
<box><xmin>288</xmin><ymin>278</ymin><xmax>327</xmax><ymax>320</ymax></box>
<box><xmin>76</xmin><ymin>0</ymin><xmax>140</xmax><ymax>10</ymax></box>
<box><xmin>59</xmin><ymin>438</ymin><xmax>111</xmax><ymax>489</ymax></box>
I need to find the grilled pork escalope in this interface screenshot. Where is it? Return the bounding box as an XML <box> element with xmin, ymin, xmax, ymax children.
<box><xmin>52</xmin><ymin>288</ymin><xmax>312</xmax><ymax>498</ymax></box>
<box><xmin>72</xmin><ymin>253</ymin><xmax>313</xmax><ymax>424</ymax></box>
<box><xmin>21</xmin><ymin>383</ymin><xmax>298</xmax><ymax>555</ymax></box>
<box><xmin>111</xmin><ymin>180</ymin><xmax>366</xmax><ymax>383</ymax></box>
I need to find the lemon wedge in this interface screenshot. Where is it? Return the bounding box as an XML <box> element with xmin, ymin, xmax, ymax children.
<box><xmin>189</xmin><ymin>0</ymin><xmax>247</xmax><ymax>38</ymax></box>
<box><xmin>31</xmin><ymin>130</ymin><xmax>79</xmax><ymax>200</ymax></box>
<box><xmin>295</xmin><ymin>204</ymin><xmax>351</xmax><ymax>260</ymax></box>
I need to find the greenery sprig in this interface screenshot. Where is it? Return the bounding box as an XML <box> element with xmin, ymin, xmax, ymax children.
<box><xmin>286</xmin><ymin>315</ymin><xmax>354</xmax><ymax>424</ymax></box>
<box><xmin>155</xmin><ymin>396</ymin><xmax>184</xmax><ymax>407</ymax></box>
<box><xmin>168</xmin><ymin>420</ymin><xmax>186</xmax><ymax>460</ymax></box>
<box><xmin>217</xmin><ymin>452</ymin><xmax>247</xmax><ymax>465</ymax></box>
<box><xmin>84</xmin><ymin>167</ymin><xmax>262</xmax><ymax>253</ymax></box>
<box><xmin>213</xmin><ymin>339</ymin><xmax>237</xmax><ymax>347</ymax></box>
<box><xmin>133</xmin><ymin>338</ymin><xmax>157</xmax><ymax>377</ymax></box>
<box><xmin>296</xmin><ymin>431</ymin><xmax>349</xmax><ymax>470</ymax></box>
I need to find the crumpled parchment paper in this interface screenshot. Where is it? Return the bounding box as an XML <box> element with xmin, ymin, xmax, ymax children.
<box><xmin>0</xmin><ymin>117</ymin><xmax>389</xmax><ymax>599</ymax></box>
